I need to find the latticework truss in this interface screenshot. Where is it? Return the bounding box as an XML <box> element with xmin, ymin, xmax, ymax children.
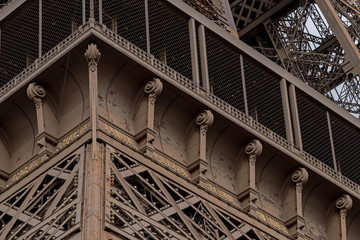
<box><xmin>230</xmin><ymin>0</ymin><xmax>360</xmax><ymax>117</ymax></box>
<box><xmin>0</xmin><ymin>151</ymin><xmax>83</xmax><ymax>240</ymax></box>
<box><xmin>105</xmin><ymin>146</ymin><xmax>271</xmax><ymax>240</ymax></box>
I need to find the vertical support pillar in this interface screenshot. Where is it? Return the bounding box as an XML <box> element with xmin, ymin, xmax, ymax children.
<box><xmin>240</xmin><ymin>55</ymin><xmax>249</xmax><ymax>116</ymax></box>
<box><xmin>143</xmin><ymin>78</ymin><xmax>163</xmax><ymax>154</ymax></box>
<box><xmin>82</xmin><ymin>0</ymin><xmax>86</xmax><ymax>25</ymax></box>
<box><xmin>38</xmin><ymin>0</ymin><xmax>42</xmax><ymax>58</ymax></box>
<box><xmin>198</xmin><ymin>24</ymin><xmax>210</xmax><ymax>92</ymax></box>
<box><xmin>288</xmin><ymin>84</ymin><xmax>302</xmax><ymax>150</ymax></box>
<box><xmin>83</xmin><ymin>44</ymin><xmax>102</xmax><ymax>240</ymax></box>
<box><xmin>99</xmin><ymin>0</ymin><xmax>102</xmax><ymax>25</ymax></box>
<box><xmin>327</xmin><ymin>194</ymin><xmax>353</xmax><ymax>240</ymax></box>
<box><xmin>83</xmin><ymin>143</ymin><xmax>104</xmax><ymax>240</ymax></box>
<box><xmin>90</xmin><ymin>0</ymin><xmax>94</xmax><ymax>20</ymax></box>
<box><xmin>27</xmin><ymin>82</ymin><xmax>46</xmax><ymax>142</ymax></box>
<box><xmin>85</xmin><ymin>43</ymin><xmax>101</xmax><ymax>159</ymax></box>
<box><xmin>189</xmin><ymin>18</ymin><xmax>200</xmax><ymax>88</ymax></box>
<box><xmin>280</xmin><ymin>78</ymin><xmax>294</xmax><ymax>144</ymax></box>
<box><xmin>145</xmin><ymin>0</ymin><xmax>150</xmax><ymax>55</ymax></box>
<box><xmin>187</xmin><ymin>110</ymin><xmax>214</xmax><ymax>187</ymax></box>
<box><xmin>27</xmin><ymin>82</ymin><xmax>57</xmax><ymax>154</ymax></box>
<box><xmin>326</xmin><ymin>111</ymin><xmax>337</xmax><ymax>171</ymax></box>
<box><xmin>237</xmin><ymin>139</ymin><xmax>262</xmax><ymax>215</ymax></box>
<box><xmin>284</xmin><ymin>167</ymin><xmax>308</xmax><ymax>239</ymax></box>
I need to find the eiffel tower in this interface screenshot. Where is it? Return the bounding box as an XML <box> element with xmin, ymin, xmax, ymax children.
<box><xmin>0</xmin><ymin>0</ymin><xmax>359</xmax><ymax>239</ymax></box>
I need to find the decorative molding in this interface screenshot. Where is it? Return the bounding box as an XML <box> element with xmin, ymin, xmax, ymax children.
<box><xmin>204</xmin><ymin>182</ymin><xmax>235</xmax><ymax>204</ymax></box>
<box><xmin>336</xmin><ymin>194</ymin><xmax>352</xmax><ymax>219</ymax></box>
<box><xmin>245</xmin><ymin>139</ymin><xmax>262</xmax><ymax>165</ymax></box>
<box><xmin>152</xmin><ymin>151</ymin><xmax>191</xmax><ymax>180</ymax></box>
<box><xmin>196</xmin><ymin>110</ymin><xmax>214</xmax><ymax>135</ymax></box>
<box><xmin>56</xmin><ymin>121</ymin><xmax>90</xmax><ymax>151</ymax></box>
<box><xmin>144</xmin><ymin>78</ymin><xmax>163</xmax><ymax>105</ymax></box>
<box><xmin>291</xmin><ymin>167</ymin><xmax>309</xmax><ymax>192</ymax></box>
<box><xmin>84</xmin><ymin>43</ymin><xmax>101</xmax><ymax>72</ymax></box>
<box><xmin>101</xmin><ymin>122</ymin><xmax>136</xmax><ymax>148</ymax></box>
<box><xmin>255</xmin><ymin>210</ymin><xmax>289</xmax><ymax>235</ymax></box>
<box><xmin>8</xmin><ymin>157</ymin><xmax>42</xmax><ymax>184</ymax></box>
<box><xmin>27</xmin><ymin>82</ymin><xmax>46</xmax><ymax>109</ymax></box>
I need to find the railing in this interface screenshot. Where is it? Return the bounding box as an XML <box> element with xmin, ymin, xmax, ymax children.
<box><xmin>0</xmin><ymin>0</ymin><xmax>360</xmax><ymax>194</ymax></box>
<box><xmin>96</xmin><ymin>22</ymin><xmax>360</xmax><ymax>194</ymax></box>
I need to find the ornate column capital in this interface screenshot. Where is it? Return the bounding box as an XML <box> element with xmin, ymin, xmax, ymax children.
<box><xmin>196</xmin><ymin>110</ymin><xmax>214</xmax><ymax>135</ymax></box>
<box><xmin>84</xmin><ymin>43</ymin><xmax>101</xmax><ymax>72</ymax></box>
<box><xmin>27</xmin><ymin>82</ymin><xmax>46</xmax><ymax>109</ymax></box>
<box><xmin>144</xmin><ymin>78</ymin><xmax>163</xmax><ymax>105</ymax></box>
<box><xmin>245</xmin><ymin>139</ymin><xmax>262</xmax><ymax>165</ymax></box>
<box><xmin>291</xmin><ymin>167</ymin><xmax>309</xmax><ymax>192</ymax></box>
<box><xmin>336</xmin><ymin>194</ymin><xmax>352</xmax><ymax>219</ymax></box>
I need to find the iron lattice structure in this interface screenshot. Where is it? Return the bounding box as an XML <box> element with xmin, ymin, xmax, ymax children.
<box><xmin>229</xmin><ymin>0</ymin><xmax>360</xmax><ymax>117</ymax></box>
<box><xmin>105</xmin><ymin>146</ymin><xmax>270</xmax><ymax>240</ymax></box>
<box><xmin>0</xmin><ymin>151</ymin><xmax>83</xmax><ymax>239</ymax></box>
<box><xmin>225</xmin><ymin>0</ymin><xmax>360</xmax><ymax>117</ymax></box>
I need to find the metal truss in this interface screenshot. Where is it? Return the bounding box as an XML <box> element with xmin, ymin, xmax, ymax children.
<box><xmin>230</xmin><ymin>0</ymin><xmax>280</xmax><ymax>29</ymax></box>
<box><xmin>230</xmin><ymin>0</ymin><xmax>360</xmax><ymax>117</ymax></box>
<box><xmin>105</xmin><ymin>147</ymin><xmax>271</xmax><ymax>240</ymax></box>
<box><xmin>0</xmin><ymin>152</ymin><xmax>83</xmax><ymax>240</ymax></box>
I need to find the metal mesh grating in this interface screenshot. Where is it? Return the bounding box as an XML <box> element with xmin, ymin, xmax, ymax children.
<box><xmin>42</xmin><ymin>0</ymin><xmax>83</xmax><ymax>54</ymax></box>
<box><xmin>103</xmin><ymin>0</ymin><xmax>147</xmax><ymax>52</ymax></box>
<box><xmin>206</xmin><ymin>30</ymin><xmax>245</xmax><ymax>113</ymax></box>
<box><xmin>148</xmin><ymin>0</ymin><xmax>192</xmax><ymax>80</ymax></box>
<box><xmin>296</xmin><ymin>90</ymin><xmax>333</xmax><ymax>168</ymax></box>
<box><xmin>243</xmin><ymin>56</ymin><xmax>286</xmax><ymax>138</ymax></box>
<box><xmin>330</xmin><ymin>114</ymin><xmax>360</xmax><ymax>184</ymax></box>
<box><xmin>0</xmin><ymin>1</ymin><xmax>39</xmax><ymax>86</ymax></box>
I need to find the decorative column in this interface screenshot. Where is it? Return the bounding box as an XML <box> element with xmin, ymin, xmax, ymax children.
<box><xmin>284</xmin><ymin>167</ymin><xmax>308</xmax><ymax>239</ymax></box>
<box><xmin>27</xmin><ymin>82</ymin><xmax>56</xmax><ymax>153</ymax></box>
<box><xmin>241</xmin><ymin>139</ymin><xmax>262</xmax><ymax>214</ymax></box>
<box><xmin>142</xmin><ymin>78</ymin><xmax>163</xmax><ymax>154</ymax></box>
<box><xmin>83</xmin><ymin>44</ymin><xmax>103</xmax><ymax>240</ymax></box>
<box><xmin>336</xmin><ymin>194</ymin><xmax>352</xmax><ymax>240</ymax></box>
<box><xmin>84</xmin><ymin>43</ymin><xmax>101</xmax><ymax>159</ymax></box>
<box><xmin>187</xmin><ymin>110</ymin><xmax>213</xmax><ymax>186</ymax></box>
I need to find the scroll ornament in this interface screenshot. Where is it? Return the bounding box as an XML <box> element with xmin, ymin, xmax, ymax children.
<box><xmin>27</xmin><ymin>82</ymin><xmax>46</xmax><ymax>109</ymax></box>
<box><xmin>196</xmin><ymin>110</ymin><xmax>214</xmax><ymax>135</ymax></box>
<box><xmin>245</xmin><ymin>139</ymin><xmax>262</xmax><ymax>165</ymax></box>
<box><xmin>144</xmin><ymin>78</ymin><xmax>163</xmax><ymax>104</ymax></box>
<box><xmin>291</xmin><ymin>167</ymin><xmax>309</xmax><ymax>192</ymax></box>
<box><xmin>336</xmin><ymin>194</ymin><xmax>352</xmax><ymax>219</ymax></box>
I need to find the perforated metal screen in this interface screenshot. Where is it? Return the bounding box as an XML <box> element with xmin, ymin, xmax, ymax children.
<box><xmin>206</xmin><ymin>30</ymin><xmax>245</xmax><ymax>113</ymax></box>
<box><xmin>148</xmin><ymin>0</ymin><xmax>192</xmax><ymax>80</ymax></box>
<box><xmin>296</xmin><ymin>90</ymin><xmax>334</xmax><ymax>168</ymax></box>
<box><xmin>103</xmin><ymin>0</ymin><xmax>146</xmax><ymax>51</ymax></box>
<box><xmin>330</xmin><ymin>114</ymin><xmax>360</xmax><ymax>183</ymax></box>
<box><xmin>42</xmin><ymin>0</ymin><xmax>83</xmax><ymax>54</ymax></box>
<box><xmin>243</xmin><ymin>56</ymin><xmax>286</xmax><ymax>139</ymax></box>
<box><xmin>0</xmin><ymin>1</ymin><xmax>39</xmax><ymax>85</ymax></box>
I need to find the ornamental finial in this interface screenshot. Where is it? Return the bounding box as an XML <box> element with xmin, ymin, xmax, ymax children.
<box><xmin>196</xmin><ymin>110</ymin><xmax>214</xmax><ymax>135</ymax></box>
<box><xmin>85</xmin><ymin>43</ymin><xmax>101</xmax><ymax>71</ymax></box>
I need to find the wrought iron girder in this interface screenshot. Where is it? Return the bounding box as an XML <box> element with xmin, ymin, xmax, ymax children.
<box><xmin>105</xmin><ymin>147</ymin><xmax>270</xmax><ymax>240</ymax></box>
<box><xmin>0</xmin><ymin>151</ymin><xmax>83</xmax><ymax>240</ymax></box>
